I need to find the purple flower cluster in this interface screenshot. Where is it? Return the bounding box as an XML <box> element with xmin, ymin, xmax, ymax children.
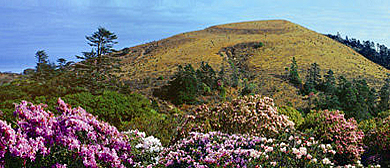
<box><xmin>0</xmin><ymin>103</ymin><xmax>51</xmax><ymax>162</ymax></box>
<box><xmin>0</xmin><ymin>120</ymin><xmax>16</xmax><ymax>158</ymax></box>
<box><xmin>0</xmin><ymin>98</ymin><xmax>136</xmax><ymax>168</ymax></box>
<box><xmin>159</xmin><ymin>131</ymin><xmax>261</xmax><ymax>167</ymax></box>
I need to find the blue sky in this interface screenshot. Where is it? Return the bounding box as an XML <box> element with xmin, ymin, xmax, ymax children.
<box><xmin>1</xmin><ymin>0</ymin><xmax>389</xmax><ymax>73</ymax></box>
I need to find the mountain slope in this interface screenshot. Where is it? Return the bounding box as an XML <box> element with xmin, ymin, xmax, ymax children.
<box><xmin>114</xmin><ymin>20</ymin><xmax>390</xmax><ymax>107</ymax></box>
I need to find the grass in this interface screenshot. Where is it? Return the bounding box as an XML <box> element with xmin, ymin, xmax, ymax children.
<box><xmin>0</xmin><ymin>72</ymin><xmax>19</xmax><ymax>85</ymax></box>
<box><xmin>114</xmin><ymin>20</ymin><xmax>390</xmax><ymax>108</ymax></box>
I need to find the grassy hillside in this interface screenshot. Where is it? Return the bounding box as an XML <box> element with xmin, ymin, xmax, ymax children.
<box><xmin>114</xmin><ymin>20</ymin><xmax>390</xmax><ymax>108</ymax></box>
<box><xmin>0</xmin><ymin>72</ymin><xmax>20</xmax><ymax>85</ymax></box>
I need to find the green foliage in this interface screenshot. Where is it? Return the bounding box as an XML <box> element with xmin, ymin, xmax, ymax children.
<box><xmin>59</xmin><ymin>92</ymin><xmax>96</xmax><ymax>113</ymax></box>
<box><xmin>378</xmin><ymin>77</ymin><xmax>390</xmax><ymax>112</ymax></box>
<box><xmin>86</xmin><ymin>27</ymin><xmax>118</xmax><ymax>57</ymax></box>
<box><xmin>314</xmin><ymin>76</ymin><xmax>376</xmax><ymax>121</ymax></box>
<box><xmin>288</xmin><ymin>57</ymin><xmax>302</xmax><ymax>87</ymax></box>
<box><xmin>230</xmin><ymin>60</ymin><xmax>240</xmax><ymax>88</ymax></box>
<box><xmin>56</xmin><ymin>58</ymin><xmax>74</xmax><ymax>70</ymax></box>
<box><xmin>377</xmin><ymin>110</ymin><xmax>390</xmax><ymax>119</ymax></box>
<box><xmin>278</xmin><ymin>105</ymin><xmax>304</xmax><ymax>127</ymax></box>
<box><xmin>286</xmin><ymin>59</ymin><xmax>381</xmax><ymax>121</ymax></box>
<box><xmin>303</xmin><ymin>62</ymin><xmax>321</xmax><ymax>95</ymax></box>
<box><xmin>75</xmin><ymin>27</ymin><xmax>122</xmax><ymax>94</ymax></box>
<box><xmin>0</xmin><ymin>83</ymin><xmax>183</xmax><ymax>146</ymax></box>
<box><xmin>358</xmin><ymin>118</ymin><xmax>377</xmax><ymax>145</ymax></box>
<box><xmin>168</xmin><ymin>64</ymin><xmax>199</xmax><ymax>105</ymax></box>
<box><xmin>53</xmin><ymin>91</ymin><xmax>150</xmax><ymax>131</ymax></box>
<box><xmin>153</xmin><ymin>60</ymin><xmax>262</xmax><ymax>105</ymax></box>
<box><xmin>218</xmin><ymin>85</ymin><xmax>226</xmax><ymax>100</ymax></box>
<box><xmin>0</xmin><ymin>78</ymin><xmax>77</xmax><ymax>122</ymax></box>
<box><xmin>240</xmin><ymin>78</ymin><xmax>257</xmax><ymax>96</ymax></box>
<box><xmin>196</xmin><ymin>62</ymin><xmax>217</xmax><ymax>90</ymax></box>
<box><xmin>336</xmin><ymin>77</ymin><xmax>373</xmax><ymax>120</ymax></box>
<box><xmin>314</xmin><ymin>92</ymin><xmax>340</xmax><ymax>110</ymax></box>
<box><xmin>253</xmin><ymin>41</ymin><xmax>264</xmax><ymax>48</ymax></box>
<box><xmin>154</xmin><ymin>62</ymin><xmax>226</xmax><ymax>105</ymax></box>
<box><xmin>60</xmin><ymin>91</ymin><xmax>181</xmax><ymax>145</ymax></box>
<box><xmin>33</xmin><ymin>50</ymin><xmax>56</xmax><ymax>81</ymax></box>
<box><xmin>321</xmin><ymin>69</ymin><xmax>336</xmax><ymax>93</ymax></box>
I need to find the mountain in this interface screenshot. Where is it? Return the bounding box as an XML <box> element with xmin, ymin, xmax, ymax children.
<box><xmin>113</xmin><ymin>20</ymin><xmax>390</xmax><ymax>108</ymax></box>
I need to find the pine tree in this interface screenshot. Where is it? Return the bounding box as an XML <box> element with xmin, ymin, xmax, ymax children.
<box><xmin>304</xmin><ymin>63</ymin><xmax>321</xmax><ymax>93</ymax></box>
<box><xmin>229</xmin><ymin>60</ymin><xmax>239</xmax><ymax>88</ymax></box>
<box><xmin>169</xmin><ymin>64</ymin><xmax>198</xmax><ymax>105</ymax></box>
<box><xmin>218</xmin><ymin>63</ymin><xmax>226</xmax><ymax>86</ymax></box>
<box><xmin>75</xmin><ymin>27</ymin><xmax>120</xmax><ymax>93</ymax></box>
<box><xmin>34</xmin><ymin>50</ymin><xmax>55</xmax><ymax>81</ymax></box>
<box><xmin>196</xmin><ymin>61</ymin><xmax>217</xmax><ymax>90</ymax></box>
<box><xmin>379</xmin><ymin>77</ymin><xmax>390</xmax><ymax>112</ymax></box>
<box><xmin>337</xmin><ymin>76</ymin><xmax>358</xmax><ymax>118</ymax></box>
<box><xmin>368</xmin><ymin>88</ymin><xmax>378</xmax><ymax>116</ymax></box>
<box><xmin>322</xmin><ymin>69</ymin><xmax>336</xmax><ymax>93</ymax></box>
<box><xmin>315</xmin><ymin>69</ymin><xmax>340</xmax><ymax>110</ymax></box>
<box><xmin>56</xmin><ymin>58</ymin><xmax>74</xmax><ymax>70</ymax></box>
<box><xmin>354</xmin><ymin>79</ymin><xmax>372</xmax><ymax>120</ymax></box>
<box><xmin>288</xmin><ymin>57</ymin><xmax>301</xmax><ymax>87</ymax></box>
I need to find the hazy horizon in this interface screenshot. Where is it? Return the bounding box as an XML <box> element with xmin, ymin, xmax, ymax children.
<box><xmin>1</xmin><ymin>0</ymin><xmax>389</xmax><ymax>73</ymax></box>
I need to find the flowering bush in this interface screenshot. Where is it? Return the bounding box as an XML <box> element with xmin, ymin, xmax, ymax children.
<box><xmin>301</xmin><ymin>110</ymin><xmax>365</xmax><ymax>165</ymax></box>
<box><xmin>124</xmin><ymin>130</ymin><xmax>164</xmax><ymax>167</ymax></box>
<box><xmin>0</xmin><ymin>96</ymin><xmax>381</xmax><ymax>167</ymax></box>
<box><xmin>158</xmin><ymin>131</ymin><xmax>337</xmax><ymax>167</ymax></box>
<box><xmin>0</xmin><ymin>99</ymin><xmax>137</xmax><ymax>167</ymax></box>
<box><xmin>371</xmin><ymin>115</ymin><xmax>390</xmax><ymax>150</ymax></box>
<box><xmin>182</xmin><ymin>95</ymin><xmax>295</xmax><ymax>138</ymax></box>
<box><xmin>359</xmin><ymin>115</ymin><xmax>390</xmax><ymax>166</ymax></box>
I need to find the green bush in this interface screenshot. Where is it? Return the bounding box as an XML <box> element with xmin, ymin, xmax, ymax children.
<box><xmin>154</xmin><ymin>63</ymin><xmax>219</xmax><ymax>105</ymax></box>
<box><xmin>59</xmin><ymin>91</ymin><xmax>179</xmax><ymax>145</ymax></box>
<box><xmin>278</xmin><ymin>105</ymin><xmax>304</xmax><ymax>127</ymax></box>
<box><xmin>154</xmin><ymin>64</ymin><xmax>199</xmax><ymax>105</ymax></box>
<box><xmin>57</xmin><ymin>91</ymin><xmax>154</xmax><ymax>131</ymax></box>
<box><xmin>378</xmin><ymin>110</ymin><xmax>390</xmax><ymax>119</ymax></box>
<box><xmin>0</xmin><ymin>99</ymin><xmax>23</xmax><ymax>122</ymax></box>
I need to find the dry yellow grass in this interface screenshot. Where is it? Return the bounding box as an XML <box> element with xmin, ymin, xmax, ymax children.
<box><xmin>115</xmin><ymin>20</ymin><xmax>390</xmax><ymax>108</ymax></box>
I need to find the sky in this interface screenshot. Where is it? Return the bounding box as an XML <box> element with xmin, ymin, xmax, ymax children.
<box><xmin>0</xmin><ymin>0</ymin><xmax>390</xmax><ymax>73</ymax></box>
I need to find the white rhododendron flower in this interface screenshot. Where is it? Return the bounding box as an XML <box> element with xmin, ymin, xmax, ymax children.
<box><xmin>280</xmin><ymin>147</ymin><xmax>287</xmax><ymax>153</ymax></box>
<box><xmin>141</xmin><ymin>136</ymin><xmax>164</xmax><ymax>153</ymax></box>
<box><xmin>322</xmin><ymin>158</ymin><xmax>332</xmax><ymax>165</ymax></box>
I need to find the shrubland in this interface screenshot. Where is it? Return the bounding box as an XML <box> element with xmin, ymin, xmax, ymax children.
<box><xmin>2</xmin><ymin>24</ymin><xmax>390</xmax><ymax>167</ymax></box>
<box><xmin>1</xmin><ymin>95</ymin><xmax>383</xmax><ymax>167</ymax></box>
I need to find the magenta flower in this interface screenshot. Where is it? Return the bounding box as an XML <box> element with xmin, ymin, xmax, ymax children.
<box><xmin>0</xmin><ymin>98</ymin><xmax>137</xmax><ymax>167</ymax></box>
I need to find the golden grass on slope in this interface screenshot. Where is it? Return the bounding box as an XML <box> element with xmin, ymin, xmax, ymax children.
<box><xmin>116</xmin><ymin>20</ymin><xmax>390</xmax><ymax>108</ymax></box>
<box><xmin>0</xmin><ymin>73</ymin><xmax>20</xmax><ymax>85</ymax></box>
